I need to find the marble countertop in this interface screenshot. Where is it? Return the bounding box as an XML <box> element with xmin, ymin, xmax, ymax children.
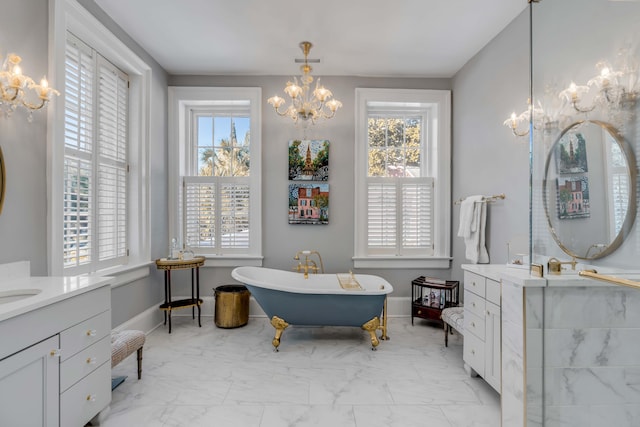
<box><xmin>0</xmin><ymin>271</ymin><xmax>112</xmax><ymax>323</ymax></box>
<box><xmin>462</xmin><ymin>263</ymin><xmax>640</xmax><ymax>289</ymax></box>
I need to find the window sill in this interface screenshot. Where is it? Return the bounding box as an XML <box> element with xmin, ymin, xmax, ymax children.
<box><xmin>352</xmin><ymin>256</ymin><xmax>451</xmax><ymax>269</ymax></box>
<box><xmin>86</xmin><ymin>261</ymin><xmax>153</xmax><ymax>289</ymax></box>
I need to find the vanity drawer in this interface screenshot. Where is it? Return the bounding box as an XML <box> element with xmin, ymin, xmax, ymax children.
<box><xmin>464</xmin><ymin>289</ymin><xmax>486</xmax><ymax>318</ymax></box>
<box><xmin>464</xmin><ymin>309</ymin><xmax>486</xmax><ymax>341</ymax></box>
<box><xmin>60</xmin><ymin>360</ymin><xmax>111</xmax><ymax>427</ymax></box>
<box><xmin>463</xmin><ymin>330</ymin><xmax>485</xmax><ymax>377</ymax></box>
<box><xmin>464</xmin><ymin>271</ymin><xmax>486</xmax><ymax>298</ymax></box>
<box><xmin>485</xmin><ymin>279</ymin><xmax>501</xmax><ymax>306</ymax></box>
<box><xmin>60</xmin><ymin>310</ymin><xmax>111</xmax><ymax>361</ymax></box>
<box><xmin>60</xmin><ymin>335</ymin><xmax>110</xmax><ymax>392</ymax></box>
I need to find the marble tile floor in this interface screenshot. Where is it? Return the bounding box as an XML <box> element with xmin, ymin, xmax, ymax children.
<box><xmin>100</xmin><ymin>316</ymin><xmax>500</xmax><ymax>427</ymax></box>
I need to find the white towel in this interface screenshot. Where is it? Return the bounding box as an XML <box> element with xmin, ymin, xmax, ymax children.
<box><xmin>457</xmin><ymin>195</ymin><xmax>483</xmax><ymax>238</ymax></box>
<box><xmin>457</xmin><ymin>195</ymin><xmax>490</xmax><ymax>264</ymax></box>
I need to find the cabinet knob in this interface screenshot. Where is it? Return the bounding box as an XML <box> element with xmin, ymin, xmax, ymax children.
<box><xmin>86</xmin><ymin>394</ymin><xmax>96</xmax><ymax>402</ymax></box>
<box><xmin>472</xmin><ymin>302</ymin><xmax>476</xmax><ymax>307</ymax></box>
<box><xmin>471</xmin><ymin>322</ymin><xmax>475</xmax><ymax>327</ymax></box>
<box><xmin>50</xmin><ymin>349</ymin><xmax>61</xmax><ymax>358</ymax></box>
<box><xmin>472</xmin><ymin>281</ymin><xmax>476</xmax><ymax>287</ymax></box>
<box><xmin>86</xmin><ymin>329</ymin><xmax>97</xmax><ymax>337</ymax></box>
<box><xmin>417</xmin><ymin>310</ymin><xmax>422</xmax><ymax>315</ymax></box>
<box><xmin>86</xmin><ymin>357</ymin><xmax>96</xmax><ymax>365</ymax></box>
<box><xmin>471</xmin><ymin>349</ymin><xmax>475</xmax><ymax>354</ymax></box>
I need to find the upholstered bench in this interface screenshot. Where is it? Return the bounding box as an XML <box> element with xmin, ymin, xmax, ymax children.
<box><xmin>111</xmin><ymin>330</ymin><xmax>146</xmax><ymax>380</ymax></box>
<box><xmin>440</xmin><ymin>306</ymin><xmax>464</xmax><ymax>347</ymax></box>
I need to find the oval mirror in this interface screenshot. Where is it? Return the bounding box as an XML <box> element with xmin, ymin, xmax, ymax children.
<box><xmin>543</xmin><ymin>120</ymin><xmax>637</xmax><ymax>259</ymax></box>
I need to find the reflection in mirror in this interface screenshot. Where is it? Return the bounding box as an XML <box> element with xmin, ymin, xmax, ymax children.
<box><xmin>543</xmin><ymin>120</ymin><xmax>637</xmax><ymax>259</ymax></box>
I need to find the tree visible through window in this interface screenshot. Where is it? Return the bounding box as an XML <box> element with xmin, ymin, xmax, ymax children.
<box><xmin>354</xmin><ymin>89</ymin><xmax>451</xmax><ymax>268</ymax></box>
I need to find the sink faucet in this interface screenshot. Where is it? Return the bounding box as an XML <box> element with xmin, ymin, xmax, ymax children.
<box><xmin>547</xmin><ymin>257</ymin><xmax>577</xmax><ymax>275</ymax></box>
<box><xmin>293</xmin><ymin>250</ymin><xmax>324</xmax><ymax>279</ymax></box>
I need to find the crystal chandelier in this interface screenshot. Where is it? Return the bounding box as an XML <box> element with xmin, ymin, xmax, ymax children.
<box><xmin>0</xmin><ymin>52</ymin><xmax>59</xmax><ymax>120</ymax></box>
<box><xmin>267</xmin><ymin>41</ymin><xmax>342</xmax><ymax>124</ymax></box>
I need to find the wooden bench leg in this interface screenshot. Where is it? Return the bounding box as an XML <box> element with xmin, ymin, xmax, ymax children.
<box><xmin>136</xmin><ymin>347</ymin><xmax>143</xmax><ymax>380</ymax></box>
<box><xmin>444</xmin><ymin>323</ymin><xmax>449</xmax><ymax>347</ymax></box>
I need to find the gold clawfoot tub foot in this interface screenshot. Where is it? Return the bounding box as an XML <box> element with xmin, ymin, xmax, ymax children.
<box><xmin>362</xmin><ymin>317</ymin><xmax>381</xmax><ymax>350</ymax></box>
<box><xmin>270</xmin><ymin>316</ymin><xmax>290</xmax><ymax>352</ymax></box>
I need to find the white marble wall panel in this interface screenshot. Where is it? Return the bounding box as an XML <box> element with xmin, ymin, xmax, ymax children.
<box><xmin>501</xmin><ymin>279</ymin><xmax>525</xmax><ymax>426</ymax></box>
<box><xmin>542</xmin><ymin>286</ymin><xmax>640</xmax><ymax>427</ymax></box>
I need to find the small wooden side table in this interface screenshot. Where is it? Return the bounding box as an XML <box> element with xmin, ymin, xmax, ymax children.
<box><xmin>411</xmin><ymin>276</ymin><xmax>459</xmax><ymax>326</ymax></box>
<box><xmin>155</xmin><ymin>256</ymin><xmax>205</xmax><ymax>333</ymax></box>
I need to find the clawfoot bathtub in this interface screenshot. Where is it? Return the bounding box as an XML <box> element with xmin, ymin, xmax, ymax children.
<box><xmin>231</xmin><ymin>266</ymin><xmax>393</xmax><ymax>351</ymax></box>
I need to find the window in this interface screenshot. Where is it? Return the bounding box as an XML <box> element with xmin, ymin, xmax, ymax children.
<box><xmin>169</xmin><ymin>87</ymin><xmax>262</xmax><ymax>266</ymax></box>
<box><xmin>49</xmin><ymin>0</ymin><xmax>151</xmax><ymax>280</ymax></box>
<box><xmin>62</xmin><ymin>34</ymin><xmax>128</xmax><ymax>272</ymax></box>
<box><xmin>354</xmin><ymin>89</ymin><xmax>451</xmax><ymax>268</ymax></box>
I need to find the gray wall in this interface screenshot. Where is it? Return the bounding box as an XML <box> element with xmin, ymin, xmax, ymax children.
<box><xmin>0</xmin><ymin>0</ymin><xmax>49</xmax><ymax>275</ymax></box>
<box><xmin>451</xmin><ymin>9</ymin><xmax>531</xmax><ymax>282</ymax></box>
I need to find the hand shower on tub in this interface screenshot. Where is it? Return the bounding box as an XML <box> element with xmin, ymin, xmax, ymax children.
<box><xmin>293</xmin><ymin>250</ymin><xmax>324</xmax><ymax>278</ymax></box>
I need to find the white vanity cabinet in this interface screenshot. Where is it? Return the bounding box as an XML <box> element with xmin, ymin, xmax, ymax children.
<box><xmin>462</xmin><ymin>269</ymin><xmax>501</xmax><ymax>392</ymax></box>
<box><xmin>0</xmin><ymin>335</ymin><xmax>60</xmax><ymax>426</ymax></box>
<box><xmin>59</xmin><ymin>304</ymin><xmax>111</xmax><ymax>427</ymax></box>
<box><xmin>0</xmin><ymin>267</ymin><xmax>112</xmax><ymax>427</ymax></box>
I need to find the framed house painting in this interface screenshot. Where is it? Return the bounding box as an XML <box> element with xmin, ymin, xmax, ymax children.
<box><xmin>288</xmin><ymin>183</ymin><xmax>329</xmax><ymax>225</ymax></box>
<box><xmin>556</xmin><ymin>176</ymin><xmax>590</xmax><ymax>219</ymax></box>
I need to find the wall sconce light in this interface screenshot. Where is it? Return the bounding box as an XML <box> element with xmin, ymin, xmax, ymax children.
<box><xmin>559</xmin><ymin>81</ymin><xmax>595</xmax><ymax>113</ymax></box>
<box><xmin>504</xmin><ymin>109</ymin><xmax>531</xmax><ymax>137</ymax></box>
<box><xmin>0</xmin><ymin>52</ymin><xmax>59</xmax><ymax>121</ymax></box>
<box><xmin>505</xmin><ymin>48</ymin><xmax>639</xmax><ymax>138</ymax></box>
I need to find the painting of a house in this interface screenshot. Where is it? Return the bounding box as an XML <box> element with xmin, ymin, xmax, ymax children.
<box><xmin>556</xmin><ymin>176</ymin><xmax>590</xmax><ymax>219</ymax></box>
<box><xmin>289</xmin><ymin>184</ymin><xmax>329</xmax><ymax>224</ymax></box>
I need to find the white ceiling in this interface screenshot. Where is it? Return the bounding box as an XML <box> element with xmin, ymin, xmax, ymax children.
<box><xmin>94</xmin><ymin>0</ymin><xmax>528</xmax><ymax>78</ymax></box>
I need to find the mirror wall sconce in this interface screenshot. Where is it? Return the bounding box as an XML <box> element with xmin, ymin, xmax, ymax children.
<box><xmin>1</xmin><ymin>52</ymin><xmax>59</xmax><ymax>121</ymax></box>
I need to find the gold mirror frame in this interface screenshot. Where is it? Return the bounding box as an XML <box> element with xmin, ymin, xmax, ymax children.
<box><xmin>0</xmin><ymin>146</ymin><xmax>4</xmax><ymax>215</ymax></box>
<box><xmin>542</xmin><ymin>120</ymin><xmax>637</xmax><ymax>260</ymax></box>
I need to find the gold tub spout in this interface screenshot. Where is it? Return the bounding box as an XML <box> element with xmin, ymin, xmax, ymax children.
<box><xmin>293</xmin><ymin>250</ymin><xmax>324</xmax><ymax>278</ymax></box>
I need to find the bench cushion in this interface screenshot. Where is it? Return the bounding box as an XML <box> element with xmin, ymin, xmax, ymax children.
<box><xmin>441</xmin><ymin>306</ymin><xmax>464</xmax><ymax>334</ymax></box>
<box><xmin>111</xmin><ymin>330</ymin><xmax>145</xmax><ymax>368</ymax></box>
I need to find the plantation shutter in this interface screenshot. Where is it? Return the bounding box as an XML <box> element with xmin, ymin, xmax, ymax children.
<box><xmin>401</xmin><ymin>179</ymin><xmax>433</xmax><ymax>251</ymax></box>
<box><xmin>63</xmin><ymin>34</ymin><xmax>94</xmax><ymax>268</ymax></box>
<box><xmin>63</xmin><ymin>32</ymin><xmax>129</xmax><ymax>272</ymax></box>
<box><xmin>183</xmin><ymin>177</ymin><xmax>250</xmax><ymax>251</ymax></box>
<box><xmin>367</xmin><ymin>177</ymin><xmax>433</xmax><ymax>254</ymax></box>
<box><xmin>97</xmin><ymin>57</ymin><xmax>128</xmax><ymax>264</ymax></box>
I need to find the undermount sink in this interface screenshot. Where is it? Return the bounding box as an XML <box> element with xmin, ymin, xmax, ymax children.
<box><xmin>0</xmin><ymin>289</ymin><xmax>42</xmax><ymax>304</ymax></box>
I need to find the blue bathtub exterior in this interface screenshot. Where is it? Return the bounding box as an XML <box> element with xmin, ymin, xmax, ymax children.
<box><xmin>243</xmin><ymin>284</ymin><xmax>386</xmax><ymax>327</ymax></box>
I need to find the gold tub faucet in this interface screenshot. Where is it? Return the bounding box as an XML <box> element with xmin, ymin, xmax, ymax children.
<box><xmin>548</xmin><ymin>257</ymin><xmax>577</xmax><ymax>275</ymax></box>
<box><xmin>293</xmin><ymin>250</ymin><xmax>324</xmax><ymax>279</ymax></box>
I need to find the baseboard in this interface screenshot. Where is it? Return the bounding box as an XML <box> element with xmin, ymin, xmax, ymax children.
<box><xmin>115</xmin><ymin>296</ymin><xmax>412</xmax><ymax>333</ymax></box>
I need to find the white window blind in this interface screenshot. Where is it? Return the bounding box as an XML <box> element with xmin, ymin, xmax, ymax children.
<box><xmin>63</xmin><ymin>32</ymin><xmax>129</xmax><ymax>272</ymax></box>
<box><xmin>183</xmin><ymin>177</ymin><xmax>250</xmax><ymax>251</ymax></box>
<box><xmin>367</xmin><ymin>178</ymin><xmax>434</xmax><ymax>254</ymax></box>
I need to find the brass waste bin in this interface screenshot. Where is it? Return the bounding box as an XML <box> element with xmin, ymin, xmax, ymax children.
<box><xmin>214</xmin><ymin>285</ymin><xmax>250</xmax><ymax>328</ymax></box>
